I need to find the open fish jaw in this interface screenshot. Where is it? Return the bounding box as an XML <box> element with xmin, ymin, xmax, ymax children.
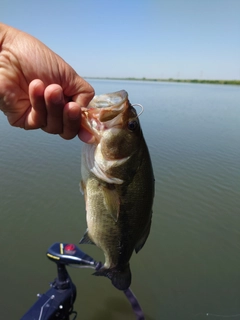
<box><xmin>81</xmin><ymin>90</ymin><xmax>130</xmax><ymax>137</ymax></box>
<box><xmin>88</xmin><ymin>90</ymin><xmax>128</xmax><ymax>109</ymax></box>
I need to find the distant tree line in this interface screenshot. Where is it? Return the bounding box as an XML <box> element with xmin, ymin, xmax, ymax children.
<box><xmin>86</xmin><ymin>77</ymin><xmax>240</xmax><ymax>86</ymax></box>
<box><xmin>165</xmin><ymin>79</ymin><xmax>240</xmax><ymax>85</ymax></box>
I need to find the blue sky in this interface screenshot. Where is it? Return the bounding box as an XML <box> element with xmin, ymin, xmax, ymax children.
<box><xmin>2</xmin><ymin>0</ymin><xmax>240</xmax><ymax>79</ymax></box>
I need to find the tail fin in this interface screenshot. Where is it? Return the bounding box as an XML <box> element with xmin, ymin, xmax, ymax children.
<box><xmin>93</xmin><ymin>264</ymin><xmax>131</xmax><ymax>291</ymax></box>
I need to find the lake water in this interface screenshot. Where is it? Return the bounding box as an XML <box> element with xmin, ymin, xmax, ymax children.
<box><xmin>1</xmin><ymin>80</ymin><xmax>240</xmax><ymax>320</ymax></box>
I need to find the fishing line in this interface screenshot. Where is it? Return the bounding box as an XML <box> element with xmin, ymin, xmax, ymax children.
<box><xmin>206</xmin><ymin>313</ymin><xmax>240</xmax><ymax>318</ymax></box>
<box><xmin>132</xmin><ymin>104</ymin><xmax>144</xmax><ymax>117</ymax></box>
<box><xmin>194</xmin><ymin>312</ymin><xmax>240</xmax><ymax>318</ymax></box>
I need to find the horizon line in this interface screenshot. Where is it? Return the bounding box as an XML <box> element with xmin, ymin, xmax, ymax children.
<box><xmin>83</xmin><ymin>77</ymin><xmax>240</xmax><ymax>85</ymax></box>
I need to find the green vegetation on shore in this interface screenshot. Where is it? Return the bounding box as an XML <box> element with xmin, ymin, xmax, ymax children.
<box><xmin>86</xmin><ymin>77</ymin><xmax>240</xmax><ymax>86</ymax></box>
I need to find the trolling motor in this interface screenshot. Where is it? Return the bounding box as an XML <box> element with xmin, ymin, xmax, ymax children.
<box><xmin>20</xmin><ymin>243</ymin><xmax>145</xmax><ymax>320</ymax></box>
<box><xmin>20</xmin><ymin>243</ymin><xmax>97</xmax><ymax>320</ymax></box>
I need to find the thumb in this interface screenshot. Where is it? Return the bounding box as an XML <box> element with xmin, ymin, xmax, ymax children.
<box><xmin>62</xmin><ymin>72</ymin><xmax>94</xmax><ymax>107</ymax></box>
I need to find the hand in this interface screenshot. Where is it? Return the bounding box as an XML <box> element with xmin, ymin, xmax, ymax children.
<box><xmin>0</xmin><ymin>23</ymin><xmax>94</xmax><ymax>140</ymax></box>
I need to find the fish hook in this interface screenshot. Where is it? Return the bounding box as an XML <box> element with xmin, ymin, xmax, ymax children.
<box><xmin>132</xmin><ymin>104</ymin><xmax>144</xmax><ymax>117</ymax></box>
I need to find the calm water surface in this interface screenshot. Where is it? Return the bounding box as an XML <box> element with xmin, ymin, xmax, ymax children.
<box><xmin>1</xmin><ymin>80</ymin><xmax>240</xmax><ymax>320</ymax></box>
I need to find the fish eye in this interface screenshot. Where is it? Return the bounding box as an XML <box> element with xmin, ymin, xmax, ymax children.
<box><xmin>127</xmin><ymin>120</ymin><xmax>138</xmax><ymax>131</ymax></box>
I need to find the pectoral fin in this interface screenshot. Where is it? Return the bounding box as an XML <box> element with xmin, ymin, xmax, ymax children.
<box><xmin>102</xmin><ymin>185</ymin><xmax>120</xmax><ymax>222</ymax></box>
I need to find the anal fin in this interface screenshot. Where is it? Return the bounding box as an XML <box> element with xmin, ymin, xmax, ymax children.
<box><xmin>79</xmin><ymin>229</ymin><xmax>95</xmax><ymax>245</ymax></box>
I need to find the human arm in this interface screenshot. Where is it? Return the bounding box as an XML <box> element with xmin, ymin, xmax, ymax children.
<box><xmin>0</xmin><ymin>23</ymin><xmax>94</xmax><ymax>140</ymax></box>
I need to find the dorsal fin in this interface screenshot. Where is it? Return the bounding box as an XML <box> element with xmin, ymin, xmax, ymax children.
<box><xmin>135</xmin><ymin>217</ymin><xmax>152</xmax><ymax>253</ymax></box>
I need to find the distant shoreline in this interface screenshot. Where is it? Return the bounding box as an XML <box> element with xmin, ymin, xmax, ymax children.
<box><xmin>85</xmin><ymin>77</ymin><xmax>240</xmax><ymax>86</ymax></box>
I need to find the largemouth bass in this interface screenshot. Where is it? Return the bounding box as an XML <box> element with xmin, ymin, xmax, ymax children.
<box><xmin>80</xmin><ymin>90</ymin><xmax>154</xmax><ymax>290</ymax></box>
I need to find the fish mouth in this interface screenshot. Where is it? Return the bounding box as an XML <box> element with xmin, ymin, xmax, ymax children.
<box><xmin>80</xmin><ymin>90</ymin><xmax>129</xmax><ymax>143</ymax></box>
<box><xmin>88</xmin><ymin>90</ymin><xmax>128</xmax><ymax>110</ymax></box>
